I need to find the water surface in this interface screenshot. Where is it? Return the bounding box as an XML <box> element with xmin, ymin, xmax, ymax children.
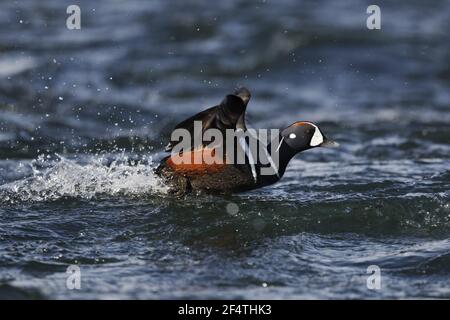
<box><xmin>0</xmin><ymin>0</ymin><xmax>449</xmax><ymax>299</ymax></box>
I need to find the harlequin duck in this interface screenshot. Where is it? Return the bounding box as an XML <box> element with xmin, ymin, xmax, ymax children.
<box><xmin>156</xmin><ymin>87</ymin><xmax>338</xmax><ymax>195</ymax></box>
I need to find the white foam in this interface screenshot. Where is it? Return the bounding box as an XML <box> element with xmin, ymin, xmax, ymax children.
<box><xmin>0</xmin><ymin>154</ymin><xmax>168</xmax><ymax>203</ymax></box>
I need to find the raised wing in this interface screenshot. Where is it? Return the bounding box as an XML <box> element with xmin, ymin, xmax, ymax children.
<box><xmin>165</xmin><ymin>87</ymin><xmax>251</xmax><ymax>152</ymax></box>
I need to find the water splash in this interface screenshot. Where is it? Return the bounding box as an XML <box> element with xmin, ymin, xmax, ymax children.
<box><xmin>0</xmin><ymin>154</ymin><xmax>167</xmax><ymax>203</ymax></box>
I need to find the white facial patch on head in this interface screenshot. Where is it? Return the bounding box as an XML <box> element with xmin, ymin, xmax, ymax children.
<box><xmin>306</xmin><ymin>123</ymin><xmax>324</xmax><ymax>147</ymax></box>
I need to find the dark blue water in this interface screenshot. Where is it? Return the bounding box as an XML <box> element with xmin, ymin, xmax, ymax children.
<box><xmin>0</xmin><ymin>0</ymin><xmax>449</xmax><ymax>299</ymax></box>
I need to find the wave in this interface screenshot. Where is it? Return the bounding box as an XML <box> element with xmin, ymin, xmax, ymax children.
<box><xmin>0</xmin><ymin>154</ymin><xmax>168</xmax><ymax>203</ymax></box>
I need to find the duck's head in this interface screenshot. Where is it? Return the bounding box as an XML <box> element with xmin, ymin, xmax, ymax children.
<box><xmin>280</xmin><ymin>121</ymin><xmax>339</xmax><ymax>152</ymax></box>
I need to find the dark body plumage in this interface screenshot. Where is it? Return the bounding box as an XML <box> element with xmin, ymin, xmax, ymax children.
<box><xmin>155</xmin><ymin>87</ymin><xmax>337</xmax><ymax>195</ymax></box>
<box><xmin>156</xmin><ymin>87</ymin><xmax>257</xmax><ymax>194</ymax></box>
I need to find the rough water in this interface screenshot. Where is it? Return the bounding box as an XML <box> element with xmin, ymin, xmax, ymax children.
<box><xmin>0</xmin><ymin>0</ymin><xmax>449</xmax><ymax>299</ymax></box>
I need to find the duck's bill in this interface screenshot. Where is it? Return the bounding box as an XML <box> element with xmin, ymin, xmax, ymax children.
<box><xmin>320</xmin><ymin>138</ymin><xmax>340</xmax><ymax>148</ymax></box>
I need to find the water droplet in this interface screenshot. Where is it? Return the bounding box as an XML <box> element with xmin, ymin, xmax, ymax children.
<box><xmin>226</xmin><ymin>202</ymin><xmax>239</xmax><ymax>215</ymax></box>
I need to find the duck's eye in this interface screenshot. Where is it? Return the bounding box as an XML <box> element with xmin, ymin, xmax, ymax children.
<box><xmin>289</xmin><ymin>133</ymin><xmax>296</xmax><ymax>139</ymax></box>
